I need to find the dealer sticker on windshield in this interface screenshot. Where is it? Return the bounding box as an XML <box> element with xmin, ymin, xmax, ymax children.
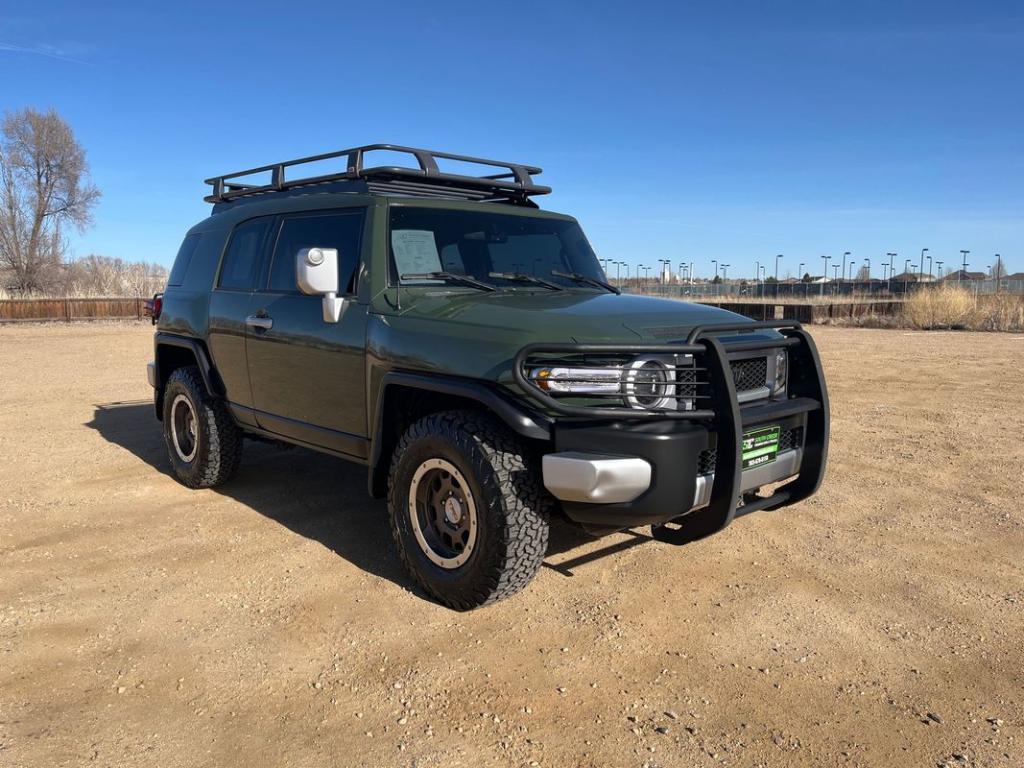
<box><xmin>741</xmin><ymin>426</ymin><xmax>781</xmax><ymax>470</ymax></box>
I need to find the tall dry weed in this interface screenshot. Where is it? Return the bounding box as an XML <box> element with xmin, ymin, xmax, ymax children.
<box><xmin>903</xmin><ymin>286</ymin><xmax>977</xmax><ymax>329</ymax></box>
<box><xmin>903</xmin><ymin>287</ymin><xmax>1024</xmax><ymax>331</ymax></box>
<box><xmin>975</xmin><ymin>293</ymin><xmax>1024</xmax><ymax>332</ymax></box>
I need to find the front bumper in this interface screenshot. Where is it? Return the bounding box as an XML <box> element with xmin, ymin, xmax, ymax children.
<box><xmin>518</xmin><ymin>321</ymin><xmax>830</xmax><ymax>535</ymax></box>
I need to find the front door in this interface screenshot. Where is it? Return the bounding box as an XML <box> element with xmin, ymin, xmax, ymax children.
<box><xmin>244</xmin><ymin>209</ymin><xmax>368</xmax><ymax>458</ymax></box>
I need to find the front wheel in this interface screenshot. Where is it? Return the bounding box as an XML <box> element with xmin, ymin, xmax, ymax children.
<box><xmin>387</xmin><ymin>411</ymin><xmax>550</xmax><ymax>610</ymax></box>
<box><xmin>161</xmin><ymin>366</ymin><xmax>242</xmax><ymax>488</ymax></box>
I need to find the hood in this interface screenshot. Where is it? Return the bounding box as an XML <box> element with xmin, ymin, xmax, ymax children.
<box><xmin>396</xmin><ymin>289</ymin><xmax>751</xmax><ymax>343</ymax></box>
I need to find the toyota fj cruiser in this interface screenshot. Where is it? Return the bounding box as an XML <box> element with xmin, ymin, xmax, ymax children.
<box><xmin>148</xmin><ymin>144</ymin><xmax>829</xmax><ymax>609</ymax></box>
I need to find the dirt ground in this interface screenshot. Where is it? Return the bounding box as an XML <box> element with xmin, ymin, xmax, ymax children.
<box><xmin>1</xmin><ymin>323</ymin><xmax>1022</xmax><ymax>768</ymax></box>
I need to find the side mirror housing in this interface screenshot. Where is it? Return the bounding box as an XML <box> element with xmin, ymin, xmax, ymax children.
<box><xmin>296</xmin><ymin>247</ymin><xmax>345</xmax><ymax>323</ymax></box>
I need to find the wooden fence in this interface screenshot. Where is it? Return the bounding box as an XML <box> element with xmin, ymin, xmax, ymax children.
<box><xmin>0</xmin><ymin>298</ymin><xmax>148</xmax><ymax>323</ymax></box>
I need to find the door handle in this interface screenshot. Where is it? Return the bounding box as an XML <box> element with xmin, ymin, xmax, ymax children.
<box><xmin>245</xmin><ymin>314</ymin><xmax>273</xmax><ymax>331</ymax></box>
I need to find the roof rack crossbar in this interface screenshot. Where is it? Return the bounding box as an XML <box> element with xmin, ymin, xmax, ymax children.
<box><xmin>204</xmin><ymin>143</ymin><xmax>550</xmax><ymax>206</ymax></box>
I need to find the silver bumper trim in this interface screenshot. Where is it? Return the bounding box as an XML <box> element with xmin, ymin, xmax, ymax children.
<box><xmin>146</xmin><ymin>361</ymin><xmax>156</xmax><ymax>388</ymax></box>
<box><xmin>691</xmin><ymin>448</ymin><xmax>803</xmax><ymax>510</ymax></box>
<box><xmin>542</xmin><ymin>452</ymin><xmax>652</xmax><ymax>504</ymax></box>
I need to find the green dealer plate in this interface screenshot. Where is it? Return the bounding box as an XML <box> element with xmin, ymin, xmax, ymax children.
<box><xmin>741</xmin><ymin>426</ymin><xmax>780</xmax><ymax>470</ymax></box>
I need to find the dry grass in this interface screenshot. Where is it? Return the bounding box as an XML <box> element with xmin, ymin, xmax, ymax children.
<box><xmin>904</xmin><ymin>286</ymin><xmax>1024</xmax><ymax>331</ymax></box>
<box><xmin>636</xmin><ymin>289</ymin><xmax>899</xmax><ymax>305</ymax></box>
<box><xmin>701</xmin><ymin>292</ymin><xmax>899</xmax><ymax>306</ymax></box>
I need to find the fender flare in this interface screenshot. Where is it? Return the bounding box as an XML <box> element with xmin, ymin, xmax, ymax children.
<box><xmin>366</xmin><ymin>371</ymin><xmax>552</xmax><ymax>497</ymax></box>
<box><xmin>153</xmin><ymin>333</ymin><xmax>223</xmax><ymax>417</ymax></box>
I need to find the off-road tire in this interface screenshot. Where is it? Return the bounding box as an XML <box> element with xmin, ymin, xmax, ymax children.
<box><xmin>387</xmin><ymin>411</ymin><xmax>550</xmax><ymax>610</ymax></box>
<box><xmin>162</xmin><ymin>366</ymin><xmax>242</xmax><ymax>488</ymax></box>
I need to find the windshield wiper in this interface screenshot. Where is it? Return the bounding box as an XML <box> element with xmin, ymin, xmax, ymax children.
<box><xmin>488</xmin><ymin>272</ymin><xmax>564</xmax><ymax>291</ymax></box>
<box><xmin>401</xmin><ymin>272</ymin><xmax>496</xmax><ymax>292</ymax></box>
<box><xmin>550</xmin><ymin>270</ymin><xmax>620</xmax><ymax>294</ymax></box>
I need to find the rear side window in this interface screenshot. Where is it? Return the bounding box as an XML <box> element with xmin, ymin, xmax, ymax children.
<box><xmin>267</xmin><ymin>211</ymin><xmax>364</xmax><ymax>294</ymax></box>
<box><xmin>167</xmin><ymin>234</ymin><xmax>201</xmax><ymax>287</ymax></box>
<box><xmin>218</xmin><ymin>217</ymin><xmax>272</xmax><ymax>291</ymax></box>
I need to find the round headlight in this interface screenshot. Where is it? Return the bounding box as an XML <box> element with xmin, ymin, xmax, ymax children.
<box><xmin>624</xmin><ymin>358</ymin><xmax>673</xmax><ymax>410</ymax></box>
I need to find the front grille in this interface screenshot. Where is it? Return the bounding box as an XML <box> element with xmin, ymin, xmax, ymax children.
<box><xmin>778</xmin><ymin>426</ymin><xmax>803</xmax><ymax>452</ymax></box>
<box><xmin>696</xmin><ymin>426</ymin><xmax>804</xmax><ymax>475</ymax></box>
<box><xmin>729</xmin><ymin>357</ymin><xmax>768</xmax><ymax>392</ymax></box>
<box><xmin>697</xmin><ymin>448</ymin><xmax>717</xmax><ymax>475</ymax></box>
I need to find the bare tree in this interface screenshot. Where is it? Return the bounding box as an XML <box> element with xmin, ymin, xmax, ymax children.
<box><xmin>855</xmin><ymin>265</ymin><xmax>870</xmax><ymax>281</ymax></box>
<box><xmin>0</xmin><ymin>107</ymin><xmax>100</xmax><ymax>293</ymax></box>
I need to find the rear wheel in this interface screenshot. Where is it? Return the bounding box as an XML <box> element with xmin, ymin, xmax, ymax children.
<box><xmin>162</xmin><ymin>366</ymin><xmax>242</xmax><ymax>488</ymax></box>
<box><xmin>387</xmin><ymin>411</ymin><xmax>549</xmax><ymax>610</ymax></box>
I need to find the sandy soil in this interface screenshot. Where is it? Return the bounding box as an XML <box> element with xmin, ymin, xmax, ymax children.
<box><xmin>1</xmin><ymin>323</ymin><xmax>1022</xmax><ymax>768</ymax></box>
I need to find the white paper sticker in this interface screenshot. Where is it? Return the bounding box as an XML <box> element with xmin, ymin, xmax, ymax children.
<box><xmin>392</xmin><ymin>230</ymin><xmax>442</xmax><ymax>276</ymax></box>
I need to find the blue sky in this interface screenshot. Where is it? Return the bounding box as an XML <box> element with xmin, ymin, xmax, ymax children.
<box><xmin>2</xmin><ymin>1</ymin><xmax>1021</xmax><ymax>279</ymax></box>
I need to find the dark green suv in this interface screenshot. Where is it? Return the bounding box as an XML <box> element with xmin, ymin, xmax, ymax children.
<box><xmin>148</xmin><ymin>144</ymin><xmax>829</xmax><ymax>609</ymax></box>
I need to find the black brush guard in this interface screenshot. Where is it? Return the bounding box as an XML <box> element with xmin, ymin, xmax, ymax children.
<box><xmin>512</xmin><ymin>321</ymin><xmax>830</xmax><ymax>543</ymax></box>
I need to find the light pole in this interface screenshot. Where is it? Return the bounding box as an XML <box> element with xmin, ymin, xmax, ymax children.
<box><xmin>923</xmin><ymin>249</ymin><xmax>931</xmax><ymax>280</ymax></box>
<box><xmin>881</xmin><ymin>262</ymin><xmax>888</xmax><ymax>292</ymax></box>
<box><xmin>841</xmin><ymin>251</ymin><xmax>850</xmax><ymax>288</ymax></box>
<box><xmin>904</xmin><ymin>258</ymin><xmax>911</xmax><ymax>293</ymax></box>
<box><xmin>774</xmin><ymin>254</ymin><xmax>782</xmax><ymax>299</ymax></box>
<box><xmin>721</xmin><ymin>264</ymin><xmax>729</xmax><ymax>289</ymax></box>
<box><xmin>959</xmin><ymin>250</ymin><xmax>970</xmax><ymax>286</ymax></box>
<box><xmin>821</xmin><ymin>255</ymin><xmax>830</xmax><ymax>296</ymax></box>
<box><xmin>936</xmin><ymin>260</ymin><xmax>943</xmax><ymax>280</ymax></box>
<box><xmin>994</xmin><ymin>254</ymin><xmax>1002</xmax><ymax>292</ymax></box>
<box><xmin>712</xmin><ymin>259</ymin><xmax>718</xmax><ymax>296</ymax></box>
<box><xmin>754</xmin><ymin>259</ymin><xmax>760</xmax><ymax>298</ymax></box>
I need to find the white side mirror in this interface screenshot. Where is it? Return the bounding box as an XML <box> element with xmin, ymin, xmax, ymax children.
<box><xmin>296</xmin><ymin>247</ymin><xmax>345</xmax><ymax>323</ymax></box>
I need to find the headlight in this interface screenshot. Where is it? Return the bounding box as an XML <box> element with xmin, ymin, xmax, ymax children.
<box><xmin>530</xmin><ymin>366</ymin><xmax>621</xmax><ymax>394</ymax></box>
<box><xmin>772</xmin><ymin>349</ymin><xmax>788</xmax><ymax>396</ymax></box>
<box><xmin>530</xmin><ymin>354</ymin><xmax>691</xmax><ymax>411</ymax></box>
<box><xmin>624</xmin><ymin>358</ymin><xmax>675</xmax><ymax>410</ymax></box>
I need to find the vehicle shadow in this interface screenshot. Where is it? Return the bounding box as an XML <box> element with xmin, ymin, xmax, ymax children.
<box><xmin>87</xmin><ymin>402</ymin><xmax>656</xmax><ymax>596</ymax></box>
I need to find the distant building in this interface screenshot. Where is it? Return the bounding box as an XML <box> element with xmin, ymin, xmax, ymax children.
<box><xmin>939</xmin><ymin>270</ymin><xmax>987</xmax><ymax>282</ymax></box>
<box><xmin>892</xmin><ymin>272</ymin><xmax>937</xmax><ymax>283</ymax></box>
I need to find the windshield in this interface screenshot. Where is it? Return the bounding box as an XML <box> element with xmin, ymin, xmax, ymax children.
<box><xmin>389</xmin><ymin>207</ymin><xmax>607</xmax><ymax>289</ymax></box>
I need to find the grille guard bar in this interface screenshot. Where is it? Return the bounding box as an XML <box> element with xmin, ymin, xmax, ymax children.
<box><xmin>513</xmin><ymin>320</ymin><xmax>830</xmax><ymax>538</ymax></box>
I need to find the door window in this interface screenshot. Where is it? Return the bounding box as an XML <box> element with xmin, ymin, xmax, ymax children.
<box><xmin>218</xmin><ymin>217</ymin><xmax>272</xmax><ymax>291</ymax></box>
<box><xmin>267</xmin><ymin>211</ymin><xmax>364</xmax><ymax>294</ymax></box>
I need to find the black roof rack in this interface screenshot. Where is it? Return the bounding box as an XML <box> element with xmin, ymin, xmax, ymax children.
<box><xmin>204</xmin><ymin>144</ymin><xmax>551</xmax><ymax>207</ymax></box>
